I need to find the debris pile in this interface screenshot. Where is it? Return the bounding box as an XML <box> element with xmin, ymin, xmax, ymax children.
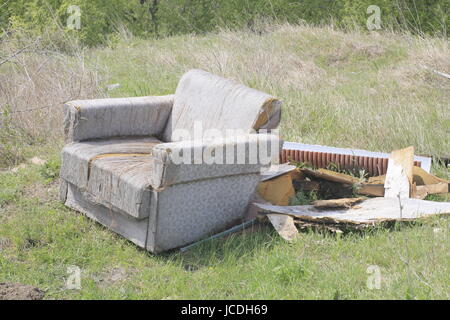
<box><xmin>180</xmin><ymin>146</ymin><xmax>449</xmax><ymax>251</ymax></box>
<box><xmin>255</xmin><ymin>146</ymin><xmax>450</xmax><ymax>240</ymax></box>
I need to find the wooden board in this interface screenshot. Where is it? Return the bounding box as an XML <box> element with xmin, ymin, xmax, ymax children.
<box><xmin>267</xmin><ymin>214</ymin><xmax>298</xmax><ymax>241</ymax></box>
<box><xmin>255</xmin><ymin>197</ymin><xmax>450</xmax><ymax>224</ymax></box>
<box><xmin>384</xmin><ymin>146</ymin><xmax>414</xmax><ymax>199</ymax></box>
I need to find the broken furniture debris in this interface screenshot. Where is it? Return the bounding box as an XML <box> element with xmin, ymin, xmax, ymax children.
<box><xmin>281</xmin><ymin>142</ymin><xmax>432</xmax><ymax>175</ymax></box>
<box><xmin>256</xmin><ymin>197</ymin><xmax>450</xmax><ymax>233</ymax></box>
<box><xmin>60</xmin><ymin>69</ymin><xmax>282</xmax><ymax>253</ymax></box>
<box><xmin>178</xmin><ymin>145</ymin><xmax>448</xmax><ymax>249</ymax></box>
<box><xmin>256</xmin><ymin>146</ymin><xmax>449</xmax><ymax>240</ymax></box>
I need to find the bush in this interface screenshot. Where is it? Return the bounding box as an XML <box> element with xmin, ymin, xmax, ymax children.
<box><xmin>39</xmin><ymin>158</ymin><xmax>60</xmax><ymax>181</ymax></box>
<box><xmin>1</xmin><ymin>0</ymin><xmax>447</xmax><ymax>48</ymax></box>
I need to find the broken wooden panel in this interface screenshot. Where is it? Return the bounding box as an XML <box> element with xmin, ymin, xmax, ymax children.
<box><xmin>359</xmin><ymin>166</ymin><xmax>449</xmax><ymax>198</ymax></box>
<box><xmin>367</xmin><ymin>175</ymin><xmax>386</xmax><ymax>184</ymax></box>
<box><xmin>366</xmin><ymin>166</ymin><xmax>448</xmax><ymax>186</ymax></box>
<box><xmin>255</xmin><ymin>197</ymin><xmax>450</xmax><ymax>224</ymax></box>
<box><xmin>413</xmin><ymin>166</ymin><xmax>449</xmax><ymax>187</ymax></box>
<box><xmin>357</xmin><ymin>184</ymin><xmax>385</xmax><ymax>197</ymax></box>
<box><xmin>312</xmin><ymin>197</ymin><xmax>364</xmax><ymax>209</ymax></box>
<box><xmin>257</xmin><ymin>172</ymin><xmax>295</xmax><ymax>206</ymax></box>
<box><xmin>267</xmin><ymin>214</ymin><xmax>298</xmax><ymax>241</ymax></box>
<box><xmin>302</xmin><ymin>168</ymin><xmax>360</xmax><ymax>185</ymax></box>
<box><xmin>413</xmin><ymin>183</ymin><xmax>449</xmax><ymax>199</ymax></box>
<box><xmin>384</xmin><ymin>146</ymin><xmax>414</xmax><ymax>199</ymax></box>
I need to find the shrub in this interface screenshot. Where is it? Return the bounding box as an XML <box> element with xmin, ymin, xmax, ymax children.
<box><xmin>1</xmin><ymin>0</ymin><xmax>447</xmax><ymax>48</ymax></box>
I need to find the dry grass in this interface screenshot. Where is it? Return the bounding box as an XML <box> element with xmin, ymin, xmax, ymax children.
<box><xmin>0</xmin><ymin>24</ymin><xmax>449</xmax><ymax>300</ymax></box>
<box><xmin>1</xmin><ymin>23</ymin><xmax>449</xmax><ymax>168</ymax></box>
<box><xmin>0</xmin><ymin>33</ymin><xmax>103</xmax><ymax>167</ymax></box>
<box><xmin>94</xmin><ymin>23</ymin><xmax>450</xmax><ymax>159</ymax></box>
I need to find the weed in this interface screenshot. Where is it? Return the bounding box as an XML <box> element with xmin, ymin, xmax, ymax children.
<box><xmin>39</xmin><ymin>159</ymin><xmax>60</xmax><ymax>181</ymax></box>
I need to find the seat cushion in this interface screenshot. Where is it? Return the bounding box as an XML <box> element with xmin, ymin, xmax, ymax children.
<box><xmin>61</xmin><ymin>136</ymin><xmax>162</xmax><ymax>219</ymax></box>
<box><xmin>163</xmin><ymin>69</ymin><xmax>282</xmax><ymax>142</ymax></box>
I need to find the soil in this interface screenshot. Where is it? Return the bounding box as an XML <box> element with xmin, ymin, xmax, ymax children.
<box><xmin>94</xmin><ymin>267</ymin><xmax>129</xmax><ymax>289</ymax></box>
<box><xmin>0</xmin><ymin>283</ymin><xmax>45</xmax><ymax>300</ymax></box>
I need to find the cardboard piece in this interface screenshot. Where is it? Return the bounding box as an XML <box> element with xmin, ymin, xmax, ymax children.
<box><xmin>257</xmin><ymin>171</ymin><xmax>295</xmax><ymax>206</ymax></box>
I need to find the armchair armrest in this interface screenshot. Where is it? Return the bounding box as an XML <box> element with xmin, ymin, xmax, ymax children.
<box><xmin>150</xmin><ymin>133</ymin><xmax>282</xmax><ymax>189</ymax></box>
<box><xmin>63</xmin><ymin>95</ymin><xmax>174</xmax><ymax>142</ymax></box>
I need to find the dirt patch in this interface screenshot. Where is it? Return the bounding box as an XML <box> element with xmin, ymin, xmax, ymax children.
<box><xmin>327</xmin><ymin>43</ymin><xmax>385</xmax><ymax>67</ymax></box>
<box><xmin>0</xmin><ymin>283</ymin><xmax>45</xmax><ymax>300</ymax></box>
<box><xmin>94</xmin><ymin>267</ymin><xmax>130</xmax><ymax>289</ymax></box>
<box><xmin>358</xmin><ymin>44</ymin><xmax>385</xmax><ymax>58</ymax></box>
<box><xmin>0</xmin><ymin>238</ymin><xmax>12</xmax><ymax>251</ymax></box>
<box><xmin>21</xmin><ymin>238</ymin><xmax>47</xmax><ymax>250</ymax></box>
<box><xmin>22</xmin><ymin>179</ymin><xmax>59</xmax><ymax>203</ymax></box>
<box><xmin>183</xmin><ymin>264</ymin><xmax>199</xmax><ymax>272</ymax></box>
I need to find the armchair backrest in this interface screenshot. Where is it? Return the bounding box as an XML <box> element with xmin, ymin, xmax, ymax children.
<box><xmin>162</xmin><ymin>69</ymin><xmax>281</xmax><ymax>142</ymax></box>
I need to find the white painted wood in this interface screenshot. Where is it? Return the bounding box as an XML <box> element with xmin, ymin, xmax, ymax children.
<box><xmin>384</xmin><ymin>146</ymin><xmax>414</xmax><ymax>199</ymax></box>
<box><xmin>255</xmin><ymin>197</ymin><xmax>450</xmax><ymax>224</ymax></box>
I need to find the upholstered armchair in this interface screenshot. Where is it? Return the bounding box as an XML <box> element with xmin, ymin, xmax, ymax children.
<box><xmin>60</xmin><ymin>69</ymin><xmax>282</xmax><ymax>253</ymax></box>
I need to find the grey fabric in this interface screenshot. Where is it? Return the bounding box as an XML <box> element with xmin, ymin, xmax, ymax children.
<box><xmin>163</xmin><ymin>69</ymin><xmax>281</xmax><ymax>142</ymax></box>
<box><xmin>60</xmin><ymin>69</ymin><xmax>284</xmax><ymax>253</ymax></box>
<box><xmin>65</xmin><ymin>183</ymin><xmax>149</xmax><ymax>248</ymax></box>
<box><xmin>64</xmin><ymin>173</ymin><xmax>259</xmax><ymax>252</ymax></box>
<box><xmin>147</xmin><ymin>173</ymin><xmax>260</xmax><ymax>252</ymax></box>
<box><xmin>150</xmin><ymin>134</ymin><xmax>282</xmax><ymax>188</ymax></box>
<box><xmin>64</xmin><ymin>95</ymin><xmax>174</xmax><ymax>142</ymax></box>
<box><xmin>61</xmin><ymin>136</ymin><xmax>162</xmax><ymax>219</ymax></box>
<box><xmin>86</xmin><ymin>154</ymin><xmax>153</xmax><ymax>219</ymax></box>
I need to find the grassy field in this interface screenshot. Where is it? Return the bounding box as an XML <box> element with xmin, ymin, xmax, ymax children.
<box><xmin>0</xmin><ymin>24</ymin><xmax>449</xmax><ymax>299</ymax></box>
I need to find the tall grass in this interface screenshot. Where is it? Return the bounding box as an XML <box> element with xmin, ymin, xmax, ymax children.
<box><xmin>1</xmin><ymin>23</ymin><xmax>449</xmax><ymax>169</ymax></box>
<box><xmin>96</xmin><ymin>23</ymin><xmax>450</xmax><ymax>158</ymax></box>
<box><xmin>0</xmin><ymin>30</ymin><xmax>103</xmax><ymax>167</ymax></box>
<box><xmin>0</xmin><ymin>23</ymin><xmax>449</xmax><ymax>299</ymax></box>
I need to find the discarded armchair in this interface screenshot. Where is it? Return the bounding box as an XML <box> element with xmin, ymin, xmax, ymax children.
<box><xmin>60</xmin><ymin>69</ymin><xmax>282</xmax><ymax>253</ymax></box>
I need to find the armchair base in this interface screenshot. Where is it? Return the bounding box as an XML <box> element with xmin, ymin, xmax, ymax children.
<box><xmin>61</xmin><ymin>172</ymin><xmax>260</xmax><ymax>253</ymax></box>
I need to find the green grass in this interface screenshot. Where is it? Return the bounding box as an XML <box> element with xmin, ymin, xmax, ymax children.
<box><xmin>0</xmin><ymin>162</ymin><xmax>449</xmax><ymax>299</ymax></box>
<box><xmin>1</xmin><ymin>24</ymin><xmax>449</xmax><ymax>299</ymax></box>
<box><xmin>87</xmin><ymin>24</ymin><xmax>449</xmax><ymax>157</ymax></box>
